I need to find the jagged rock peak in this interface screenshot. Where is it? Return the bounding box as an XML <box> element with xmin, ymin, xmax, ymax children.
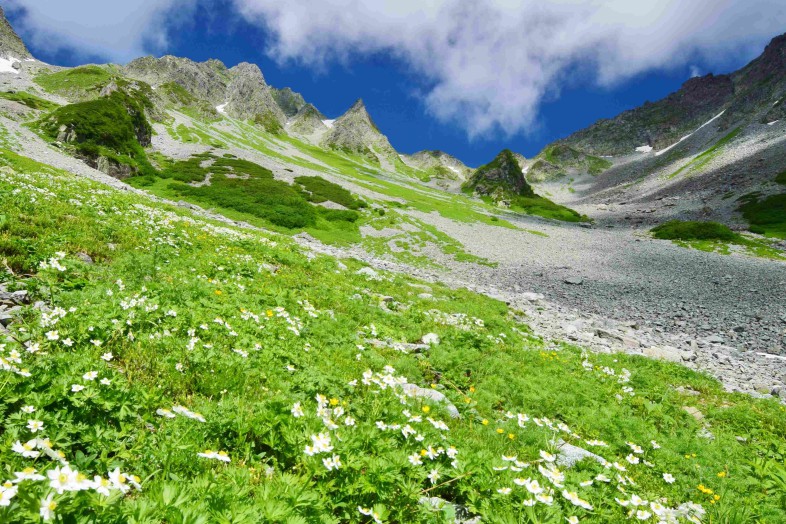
<box><xmin>273</xmin><ymin>87</ymin><xmax>309</xmax><ymax>118</ymax></box>
<box><xmin>225</xmin><ymin>63</ymin><xmax>285</xmax><ymax>127</ymax></box>
<box><xmin>0</xmin><ymin>6</ymin><xmax>32</xmax><ymax>59</ymax></box>
<box><xmin>289</xmin><ymin>103</ymin><xmax>328</xmax><ymax>136</ymax></box>
<box><xmin>124</xmin><ymin>55</ymin><xmax>229</xmax><ymax>104</ymax></box>
<box><xmin>463</xmin><ymin>149</ymin><xmax>534</xmax><ymax>197</ymax></box>
<box><xmin>323</xmin><ymin>98</ymin><xmax>396</xmax><ymax>161</ymax></box>
<box><xmin>229</xmin><ymin>62</ymin><xmax>267</xmax><ymax>85</ymax></box>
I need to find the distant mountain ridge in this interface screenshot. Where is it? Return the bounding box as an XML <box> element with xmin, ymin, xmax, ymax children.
<box><xmin>556</xmin><ymin>32</ymin><xmax>786</xmax><ymax>157</ymax></box>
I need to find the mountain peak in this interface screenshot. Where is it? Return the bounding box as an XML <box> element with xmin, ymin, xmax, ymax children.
<box><xmin>323</xmin><ymin>99</ymin><xmax>396</xmax><ymax>162</ymax></box>
<box><xmin>0</xmin><ymin>6</ymin><xmax>32</xmax><ymax>59</ymax></box>
<box><xmin>463</xmin><ymin>149</ymin><xmax>534</xmax><ymax>198</ymax></box>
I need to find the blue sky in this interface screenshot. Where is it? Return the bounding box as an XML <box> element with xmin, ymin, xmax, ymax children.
<box><xmin>6</xmin><ymin>1</ymin><xmax>785</xmax><ymax>167</ymax></box>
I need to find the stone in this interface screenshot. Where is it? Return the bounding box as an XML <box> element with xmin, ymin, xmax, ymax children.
<box><xmin>643</xmin><ymin>345</ymin><xmax>682</xmax><ymax>362</ymax></box>
<box><xmin>356</xmin><ymin>267</ymin><xmax>380</xmax><ymax>280</ymax></box>
<box><xmin>76</xmin><ymin>252</ymin><xmax>94</xmax><ymax>264</ymax></box>
<box><xmin>555</xmin><ymin>439</ymin><xmax>607</xmax><ymax>468</ymax></box>
<box><xmin>401</xmin><ymin>383</ymin><xmax>460</xmax><ymax>419</ymax></box>
<box><xmin>706</xmin><ymin>335</ymin><xmax>724</xmax><ymax>344</ymax></box>
<box><xmin>683</xmin><ymin>406</ymin><xmax>705</xmax><ymax>421</ymax></box>
<box><xmin>520</xmin><ymin>292</ymin><xmax>544</xmax><ymax>302</ymax></box>
<box><xmin>418</xmin><ymin>293</ymin><xmax>433</xmax><ymax>300</ymax></box>
<box><xmin>564</xmin><ymin>277</ymin><xmax>584</xmax><ymax>285</ymax></box>
<box><xmin>421</xmin><ymin>333</ymin><xmax>440</xmax><ymax>345</ymax></box>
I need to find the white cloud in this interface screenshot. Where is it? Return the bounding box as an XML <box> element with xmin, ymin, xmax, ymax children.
<box><xmin>5</xmin><ymin>0</ymin><xmax>188</xmax><ymax>63</ymax></box>
<box><xmin>232</xmin><ymin>0</ymin><xmax>786</xmax><ymax>137</ymax></box>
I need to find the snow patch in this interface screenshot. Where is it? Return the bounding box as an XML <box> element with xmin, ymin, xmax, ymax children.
<box><xmin>0</xmin><ymin>56</ymin><xmax>21</xmax><ymax>74</ymax></box>
<box><xmin>635</xmin><ymin>145</ymin><xmax>653</xmax><ymax>153</ymax></box>
<box><xmin>216</xmin><ymin>103</ymin><xmax>228</xmax><ymax>115</ymax></box>
<box><xmin>767</xmin><ymin>120</ymin><xmax>779</xmax><ymax>126</ymax></box>
<box><xmin>24</xmin><ymin>58</ymin><xmax>36</xmax><ymax>62</ymax></box>
<box><xmin>322</xmin><ymin>119</ymin><xmax>335</xmax><ymax>128</ymax></box>
<box><xmin>654</xmin><ymin>110</ymin><xmax>725</xmax><ymax>157</ymax></box>
<box><xmin>522</xmin><ymin>164</ymin><xmax>531</xmax><ymax>174</ymax></box>
<box><xmin>446</xmin><ymin>165</ymin><xmax>461</xmax><ymax>174</ymax></box>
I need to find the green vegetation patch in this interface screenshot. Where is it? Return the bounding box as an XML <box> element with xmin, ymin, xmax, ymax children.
<box><xmin>510</xmin><ymin>195</ymin><xmax>589</xmax><ymax>223</ymax></box>
<box><xmin>776</xmin><ymin>170</ymin><xmax>786</xmax><ymax>185</ymax></box>
<box><xmin>39</xmin><ymin>91</ymin><xmax>155</xmax><ymax>175</ymax></box>
<box><xmin>295</xmin><ymin>175</ymin><xmax>366</xmax><ymax>210</ymax></box>
<box><xmin>651</xmin><ymin>220</ymin><xmax>738</xmax><ymax>241</ymax></box>
<box><xmin>651</xmin><ymin>219</ymin><xmax>785</xmax><ymax>260</ymax></box>
<box><xmin>0</xmin><ymin>90</ymin><xmax>59</xmax><ymax>111</ymax></box>
<box><xmin>34</xmin><ymin>65</ymin><xmax>113</xmax><ymax>99</ymax></box>
<box><xmin>0</xmin><ymin>150</ymin><xmax>785</xmax><ymax>522</ymax></box>
<box><xmin>666</xmin><ymin>128</ymin><xmax>742</xmax><ymax>180</ymax></box>
<box><xmin>738</xmin><ymin>193</ymin><xmax>786</xmax><ymax>239</ymax></box>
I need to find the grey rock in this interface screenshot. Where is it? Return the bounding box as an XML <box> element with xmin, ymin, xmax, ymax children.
<box><xmin>76</xmin><ymin>252</ymin><xmax>93</xmax><ymax>264</ymax></box>
<box><xmin>643</xmin><ymin>345</ymin><xmax>682</xmax><ymax>362</ymax></box>
<box><xmin>683</xmin><ymin>406</ymin><xmax>705</xmax><ymax>421</ymax></box>
<box><xmin>564</xmin><ymin>277</ymin><xmax>584</xmax><ymax>285</ymax></box>
<box><xmin>555</xmin><ymin>439</ymin><xmax>607</xmax><ymax>468</ymax></box>
<box><xmin>401</xmin><ymin>383</ymin><xmax>460</xmax><ymax>419</ymax></box>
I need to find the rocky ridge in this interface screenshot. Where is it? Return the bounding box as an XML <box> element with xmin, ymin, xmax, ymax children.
<box><xmin>463</xmin><ymin>149</ymin><xmax>535</xmax><ymax>199</ymax></box>
<box><xmin>400</xmin><ymin>150</ymin><xmax>472</xmax><ymax>181</ymax></box>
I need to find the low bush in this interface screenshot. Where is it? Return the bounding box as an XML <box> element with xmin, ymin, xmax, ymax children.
<box><xmin>651</xmin><ymin>220</ymin><xmax>739</xmax><ymax>241</ymax></box>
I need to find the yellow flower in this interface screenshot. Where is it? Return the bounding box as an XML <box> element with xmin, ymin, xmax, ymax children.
<box><xmin>469</xmin><ymin>386</ymin><xmax>476</xmax><ymax>393</ymax></box>
<box><xmin>714</xmin><ymin>495</ymin><xmax>720</xmax><ymax>501</ymax></box>
<box><xmin>422</xmin><ymin>406</ymin><xmax>430</xmax><ymax>414</ymax></box>
<box><xmin>464</xmin><ymin>397</ymin><xmax>471</xmax><ymax>404</ymax></box>
<box><xmin>717</xmin><ymin>471</ymin><xmax>726</xmax><ymax>478</ymax></box>
<box><xmin>329</xmin><ymin>398</ymin><xmax>339</xmax><ymax>406</ymax></box>
<box><xmin>266</xmin><ymin>310</ymin><xmax>273</xmax><ymax>317</ymax></box>
<box><xmin>420</xmin><ymin>449</ymin><xmax>427</xmax><ymax>456</ymax></box>
<box><xmin>214</xmin><ymin>290</ymin><xmax>222</xmax><ymax>295</ymax></box>
<box><xmin>508</xmin><ymin>433</ymin><xmax>515</xmax><ymax>440</ymax></box>
<box><xmin>496</xmin><ymin>428</ymin><xmax>504</xmax><ymax>434</ymax></box>
<box><xmin>431</xmin><ymin>384</ymin><xmax>437</xmax><ymax>389</ymax></box>
<box><xmin>481</xmin><ymin>419</ymin><xmax>489</xmax><ymax>426</ymax></box>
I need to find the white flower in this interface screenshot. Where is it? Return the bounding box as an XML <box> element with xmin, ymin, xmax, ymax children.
<box><xmin>663</xmin><ymin>473</ymin><xmax>676</xmax><ymax>484</ymax></box>
<box><xmin>100</xmin><ymin>378</ymin><xmax>111</xmax><ymax>386</ymax></box>
<box><xmin>91</xmin><ymin>476</ymin><xmax>113</xmax><ymax>496</ymax></box>
<box><xmin>522</xmin><ymin>499</ymin><xmax>536</xmax><ymax>506</ymax></box>
<box><xmin>175</xmin><ymin>363</ymin><xmax>184</xmax><ymax>372</ymax></box>
<box><xmin>408</xmin><ymin>453</ymin><xmax>423</xmax><ymax>466</ymax></box>
<box><xmin>12</xmin><ymin>439</ymin><xmax>40</xmax><ymax>458</ymax></box>
<box><xmin>46</xmin><ymin>331</ymin><xmax>59</xmax><ymax>341</ymax></box>
<box><xmin>427</xmin><ymin>469</ymin><xmax>440</xmax><ymax>484</ymax></box>
<box><xmin>48</xmin><ymin>466</ymin><xmax>81</xmax><ymax>494</ymax></box>
<box><xmin>535</xmin><ymin>493</ymin><xmax>553</xmax><ymax>505</ymax></box>
<box><xmin>101</xmin><ymin>352</ymin><xmax>113</xmax><ymax>361</ymax></box>
<box><xmin>71</xmin><ymin>384</ymin><xmax>85</xmax><ymax>393</ymax></box>
<box><xmin>566</xmin><ymin>517</ymin><xmax>579</xmax><ymax>524</ymax></box>
<box><xmin>344</xmin><ymin>416</ymin><xmax>356</xmax><ymax>426</ymax></box>
<box><xmin>0</xmin><ymin>484</ymin><xmax>18</xmax><ymax>506</ymax></box>
<box><xmin>636</xmin><ymin>510</ymin><xmax>652</xmax><ymax>520</ymax></box>
<box><xmin>539</xmin><ymin>450</ymin><xmax>556</xmax><ymax>462</ymax></box>
<box><xmin>27</xmin><ymin>419</ymin><xmax>45</xmax><ymax>433</ymax></box>
<box><xmin>14</xmin><ymin>467</ymin><xmax>46</xmax><ymax>482</ymax></box>
<box><xmin>497</xmin><ymin>487</ymin><xmax>512</xmax><ymax>495</ymax></box>
<box><xmin>21</xmin><ymin>405</ymin><xmax>35</xmax><ymax>414</ymax></box>
<box><xmin>291</xmin><ymin>402</ymin><xmax>304</xmax><ymax>418</ymax></box>
<box><xmin>40</xmin><ymin>494</ymin><xmax>57</xmax><ymax>521</ymax></box>
<box><xmin>322</xmin><ymin>454</ymin><xmax>342</xmax><ymax>471</ymax></box>
<box><xmin>198</xmin><ymin>450</ymin><xmax>231</xmax><ymax>463</ymax></box>
<box><xmin>651</xmin><ymin>440</ymin><xmax>661</xmax><ymax>449</ymax></box>
<box><xmin>91</xmin><ymin>339</ymin><xmax>102</xmax><ymax>347</ymax></box>
<box><xmin>62</xmin><ymin>338</ymin><xmax>73</xmax><ymax>347</ymax></box>
<box><xmin>108</xmin><ymin>468</ymin><xmax>131</xmax><ymax>493</ymax></box>
<box><xmin>83</xmin><ymin>371</ymin><xmax>98</xmax><ymax>381</ymax></box>
<box><xmin>626</xmin><ymin>454</ymin><xmax>640</xmax><ymax>465</ymax></box>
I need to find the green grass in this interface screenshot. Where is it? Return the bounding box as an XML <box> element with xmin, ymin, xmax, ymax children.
<box><xmin>665</xmin><ymin>128</ymin><xmax>742</xmax><ymax>180</ymax></box>
<box><xmin>738</xmin><ymin>193</ymin><xmax>786</xmax><ymax>239</ymax></box>
<box><xmin>776</xmin><ymin>170</ymin><xmax>786</xmax><ymax>185</ymax></box>
<box><xmin>651</xmin><ymin>220</ymin><xmax>786</xmax><ymax>260</ymax></box>
<box><xmin>34</xmin><ymin>65</ymin><xmax>113</xmax><ymax>100</ymax></box>
<box><xmin>1</xmin><ymin>148</ymin><xmax>785</xmax><ymax>522</ymax></box>
<box><xmin>0</xmin><ymin>90</ymin><xmax>60</xmax><ymax>112</ymax></box>
<box><xmin>510</xmin><ymin>195</ymin><xmax>589</xmax><ymax>223</ymax></box>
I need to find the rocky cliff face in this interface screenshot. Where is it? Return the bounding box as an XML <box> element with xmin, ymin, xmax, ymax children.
<box><xmin>401</xmin><ymin>150</ymin><xmax>471</xmax><ymax>180</ymax></box>
<box><xmin>557</xmin><ymin>32</ymin><xmax>786</xmax><ymax>157</ymax></box>
<box><xmin>224</xmin><ymin>62</ymin><xmax>286</xmax><ymax>127</ymax></box>
<box><xmin>463</xmin><ymin>149</ymin><xmax>535</xmax><ymax>197</ymax></box>
<box><xmin>272</xmin><ymin>87</ymin><xmax>310</xmax><ymax>118</ymax></box>
<box><xmin>322</xmin><ymin>99</ymin><xmax>398</xmax><ymax>162</ymax></box>
<box><xmin>289</xmin><ymin>103</ymin><xmax>328</xmax><ymax>136</ymax></box>
<box><xmin>0</xmin><ymin>6</ymin><xmax>31</xmax><ymax>59</ymax></box>
<box><xmin>124</xmin><ymin>56</ymin><xmax>230</xmax><ymax>105</ymax></box>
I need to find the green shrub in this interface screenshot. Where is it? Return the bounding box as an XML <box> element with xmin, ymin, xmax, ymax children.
<box><xmin>651</xmin><ymin>220</ymin><xmax>738</xmax><ymax>241</ymax></box>
<box><xmin>776</xmin><ymin>170</ymin><xmax>786</xmax><ymax>185</ymax></box>
<box><xmin>738</xmin><ymin>193</ymin><xmax>786</xmax><ymax>238</ymax></box>
<box><xmin>34</xmin><ymin>65</ymin><xmax>112</xmax><ymax>97</ymax></box>
<box><xmin>511</xmin><ymin>195</ymin><xmax>588</xmax><ymax>222</ymax></box>
<box><xmin>295</xmin><ymin>176</ymin><xmax>362</xmax><ymax>209</ymax></box>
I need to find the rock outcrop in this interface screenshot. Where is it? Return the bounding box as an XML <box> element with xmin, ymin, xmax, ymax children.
<box><xmin>289</xmin><ymin>103</ymin><xmax>329</xmax><ymax>137</ymax></box>
<box><xmin>401</xmin><ymin>150</ymin><xmax>472</xmax><ymax>180</ymax></box>
<box><xmin>322</xmin><ymin>99</ymin><xmax>397</xmax><ymax>163</ymax></box>
<box><xmin>272</xmin><ymin>87</ymin><xmax>309</xmax><ymax>117</ymax></box>
<box><xmin>224</xmin><ymin>62</ymin><xmax>286</xmax><ymax>128</ymax></box>
<box><xmin>124</xmin><ymin>55</ymin><xmax>230</xmax><ymax>105</ymax></box>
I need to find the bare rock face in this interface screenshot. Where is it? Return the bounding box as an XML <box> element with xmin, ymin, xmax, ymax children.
<box><xmin>0</xmin><ymin>6</ymin><xmax>31</xmax><ymax>59</ymax></box>
<box><xmin>272</xmin><ymin>87</ymin><xmax>309</xmax><ymax>118</ymax></box>
<box><xmin>401</xmin><ymin>150</ymin><xmax>472</xmax><ymax>180</ymax></box>
<box><xmin>289</xmin><ymin>103</ymin><xmax>328</xmax><ymax>136</ymax></box>
<box><xmin>225</xmin><ymin>62</ymin><xmax>286</xmax><ymax>127</ymax></box>
<box><xmin>124</xmin><ymin>55</ymin><xmax>230</xmax><ymax>105</ymax></box>
<box><xmin>322</xmin><ymin>99</ymin><xmax>398</xmax><ymax>163</ymax></box>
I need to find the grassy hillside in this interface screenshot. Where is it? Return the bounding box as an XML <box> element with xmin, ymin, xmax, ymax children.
<box><xmin>1</xmin><ymin>149</ymin><xmax>785</xmax><ymax>522</ymax></box>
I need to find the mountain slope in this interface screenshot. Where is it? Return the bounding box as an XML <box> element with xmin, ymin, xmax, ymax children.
<box><xmin>401</xmin><ymin>150</ymin><xmax>472</xmax><ymax>181</ymax></box>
